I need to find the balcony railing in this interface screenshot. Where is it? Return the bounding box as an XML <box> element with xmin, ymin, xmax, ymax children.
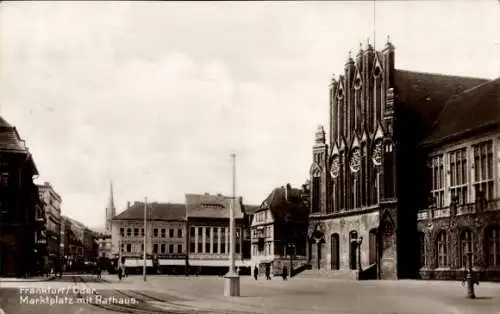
<box><xmin>418</xmin><ymin>198</ymin><xmax>500</xmax><ymax>221</ymax></box>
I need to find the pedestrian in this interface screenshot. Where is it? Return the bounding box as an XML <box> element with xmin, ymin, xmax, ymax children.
<box><xmin>265</xmin><ymin>264</ymin><xmax>271</xmax><ymax>280</ymax></box>
<box><xmin>96</xmin><ymin>264</ymin><xmax>102</xmax><ymax>281</ymax></box>
<box><xmin>117</xmin><ymin>265</ymin><xmax>123</xmax><ymax>281</ymax></box>
<box><xmin>253</xmin><ymin>265</ymin><xmax>259</xmax><ymax>280</ymax></box>
<box><xmin>282</xmin><ymin>265</ymin><xmax>288</xmax><ymax>281</ymax></box>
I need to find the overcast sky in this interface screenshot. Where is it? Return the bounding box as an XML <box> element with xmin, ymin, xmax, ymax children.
<box><xmin>1</xmin><ymin>1</ymin><xmax>499</xmax><ymax>229</ymax></box>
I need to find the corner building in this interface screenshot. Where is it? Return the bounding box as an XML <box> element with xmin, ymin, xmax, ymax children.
<box><xmin>308</xmin><ymin>39</ymin><xmax>488</xmax><ymax>280</ymax></box>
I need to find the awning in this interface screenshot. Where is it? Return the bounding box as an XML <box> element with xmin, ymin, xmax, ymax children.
<box><xmin>187</xmin><ymin>259</ymin><xmax>252</xmax><ymax>267</ymax></box>
<box><xmin>159</xmin><ymin>259</ymin><xmax>185</xmax><ymax>266</ymax></box>
<box><xmin>124</xmin><ymin>259</ymin><xmax>153</xmax><ymax>267</ymax></box>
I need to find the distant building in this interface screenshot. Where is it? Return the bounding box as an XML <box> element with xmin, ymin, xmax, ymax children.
<box><xmin>185</xmin><ymin>193</ymin><xmax>253</xmax><ymax>274</ymax></box>
<box><xmin>38</xmin><ymin>182</ymin><xmax>62</xmax><ymax>270</ymax></box>
<box><xmin>105</xmin><ymin>182</ymin><xmax>116</xmax><ymax>234</ymax></box>
<box><xmin>111</xmin><ymin>201</ymin><xmax>187</xmax><ymax>273</ymax></box>
<box><xmin>250</xmin><ymin>184</ymin><xmax>309</xmax><ymax>276</ymax></box>
<box><xmin>0</xmin><ymin>116</ymin><xmax>41</xmax><ymax>277</ymax></box>
<box><xmin>97</xmin><ymin>182</ymin><xmax>115</xmax><ymax>259</ymax></box>
<box><xmin>307</xmin><ymin>38</ymin><xmax>497</xmax><ymax>281</ymax></box>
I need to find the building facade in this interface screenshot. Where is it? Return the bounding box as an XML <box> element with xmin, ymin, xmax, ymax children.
<box><xmin>417</xmin><ymin>78</ymin><xmax>500</xmax><ymax>281</ymax></box>
<box><xmin>307</xmin><ymin>38</ymin><xmax>490</xmax><ymax>280</ymax></box>
<box><xmin>111</xmin><ymin>201</ymin><xmax>187</xmax><ymax>273</ymax></box>
<box><xmin>186</xmin><ymin>193</ymin><xmax>252</xmax><ymax>274</ymax></box>
<box><xmin>251</xmin><ymin>184</ymin><xmax>310</xmax><ymax>276</ymax></box>
<box><xmin>38</xmin><ymin>182</ymin><xmax>62</xmax><ymax>270</ymax></box>
<box><xmin>0</xmin><ymin>116</ymin><xmax>42</xmax><ymax>277</ymax></box>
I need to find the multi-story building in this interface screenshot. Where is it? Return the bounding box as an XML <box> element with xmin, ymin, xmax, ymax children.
<box><xmin>417</xmin><ymin>78</ymin><xmax>500</xmax><ymax>281</ymax></box>
<box><xmin>38</xmin><ymin>182</ymin><xmax>62</xmax><ymax>270</ymax></box>
<box><xmin>0</xmin><ymin>116</ymin><xmax>41</xmax><ymax>277</ymax></box>
<box><xmin>250</xmin><ymin>184</ymin><xmax>310</xmax><ymax>276</ymax></box>
<box><xmin>307</xmin><ymin>38</ymin><xmax>491</xmax><ymax>280</ymax></box>
<box><xmin>96</xmin><ymin>233</ymin><xmax>112</xmax><ymax>259</ymax></box>
<box><xmin>111</xmin><ymin>201</ymin><xmax>187</xmax><ymax>273</ymax></box>
<box><xmin>185</xmin><ymin>193</ymin><xmax>252</xmax><ymax>274</ymax></box>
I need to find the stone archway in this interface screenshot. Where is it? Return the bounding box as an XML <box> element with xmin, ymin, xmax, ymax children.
<box><xmin>379</xmin><ymin>212</ymin><xmax>397</xmax><ymax>279</ymax></box>
<box><xmin>311</xmin><ymin>223</ymin><xmax>325</xmax><ymax>270</ymax></box>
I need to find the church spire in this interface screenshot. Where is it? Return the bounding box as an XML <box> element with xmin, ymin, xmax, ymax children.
<box><xmin>105</xmin><ymin>180</ymin><xmax>116</xmax><ymax>234</ymax></box>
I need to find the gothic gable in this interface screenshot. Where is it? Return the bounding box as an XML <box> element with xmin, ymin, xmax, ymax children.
<box><xmin>310</xmin><ymin>162</ymin><xmax>322</xmax><ymax>178</ymax></box>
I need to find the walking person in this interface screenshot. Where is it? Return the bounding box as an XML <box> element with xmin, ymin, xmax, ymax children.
<box><xmin>265</xmin><ymin>264</ymin><xmax>271</xmax><ymax>280</ymax></box>
<box><xmin>96</xmin><ymin>263</ymin><xmax>102</xmax><ymax>281</ymax></box>
<box><xmin>253</xmin><ymin>265</ymin><xmax>259</xmax><ymax>280</ymax></box>
<box><xmin>282</xmin><ymin>265</ymin><xmax>288</xmax><ymax>281</ymax></box>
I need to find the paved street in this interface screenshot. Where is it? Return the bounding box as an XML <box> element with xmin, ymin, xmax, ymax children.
<box><xmin>1</xmin><ymin>274</ymin><xmax>500</xmax><ymax>314</ymax></box>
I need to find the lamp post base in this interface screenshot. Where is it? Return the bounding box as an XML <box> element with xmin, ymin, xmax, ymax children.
<box><xmin>223</xmin><ymin>271</ymin><xmax>240</xmax><ymax>297</ymax></box>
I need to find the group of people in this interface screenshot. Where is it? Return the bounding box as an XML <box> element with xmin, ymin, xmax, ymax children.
<box><xmin>253</xmin><ymin>264</ymin><xmax>289</xmax><ymax>280</ymax></box>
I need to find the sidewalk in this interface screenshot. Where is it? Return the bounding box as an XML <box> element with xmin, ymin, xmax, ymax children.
<box><xmin>0</xmin><ymin>274</ymin><xmax>57</xmax><ymax>283</ymax></box>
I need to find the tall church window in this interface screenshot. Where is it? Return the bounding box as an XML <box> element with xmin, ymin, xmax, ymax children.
<box><xmin>361</xmin><ymin>143</ymin><xmax>368</xmax><ymax>206</ymax></box>
<box><xmin>429</xmin><ymin>155</ymin><xmax>445</xmax><ymax>208</ymax></box>
<box><xmin>312</xmin><ymin>176</ymin><xmax>320</xmax><ymax>213</ymax></box>
<box><xmin>473</xmin><ymin>140</ymin><xmax>494</xmax><ymax>200</ymax></box>
<box><xmin>436</xmin><ymin>231</ymin><xmax>448</xmax><ymax>268</ymax></box>
<box><xmin>449</xmin><ymin>148</ymin><xmax>468</xmax><ymax>205</ymax></box>
<box><xmin>459</xmin><ymin>229</ymin><xmax>474</xmax><ymax>268</ymax></box>
<box><xmin>383</xmin><ymin>143</ymin><xmax>394</xmax><ymax>198</ymax></box>
<box><xmin>339</xmin><ymin>151</ymin><xmax>345</xmax><ymax>210</ymax></box>
<box><xmin>486</xmin><ymin>226</ymin><xmax>500</xmax><ymax>267</ymax></box>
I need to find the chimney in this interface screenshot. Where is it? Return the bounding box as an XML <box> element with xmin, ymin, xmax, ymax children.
<box><xmin>285</xmin><ymin>183</ymin><xmax>292</xmax><ymax>201</ymax></box>
<box><xmin>127</xmin><ymin>201</ymin><xmax>130</xmax><ymax>209</ymax></box>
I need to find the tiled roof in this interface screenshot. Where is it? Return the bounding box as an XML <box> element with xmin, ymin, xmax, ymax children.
<box><xmin>257</xmin><ymin>186</ymin><xmax>309</xmax><ymax>222</ymax></box>
<box><xmin>242</xmin><ymin>204</ymin><xmax>260</xmax><ymax>215</ymax></box>
<box><xmin>0</xmin><ymin>116</ymin><xmax>27</xmax><ymax>153</ymax></box>
<box><xmin>394</xmin><ymin>70</ymin><xmax>489</xmax><ymax>131</ymax></box>
<box><xmin>423</xmin><ymin>77</ymin><xmax>500</xmax><ymax>146</ymax></box>
<box><xmin>113</xmin><ymin>202</ymin><xmax>186</xmax><ymax>221</ymax></box>
<box><xmin>185</xmin><ymin>193</ymin><xmax>244</xmax><ymax>219</ymax></box>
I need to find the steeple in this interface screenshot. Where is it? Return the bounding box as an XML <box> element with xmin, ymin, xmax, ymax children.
<box><xmin>105</xmin><ymin>181</ymin><xmax>116</xmax><ymax>234</ymax></box>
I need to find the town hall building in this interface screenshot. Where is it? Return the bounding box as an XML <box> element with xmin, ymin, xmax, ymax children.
<box><xmin>307</xmin><ymin>37</ymin><xmax>498</xmax><ymax>280</ymax></box>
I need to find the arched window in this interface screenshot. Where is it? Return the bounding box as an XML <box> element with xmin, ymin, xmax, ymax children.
<box><xmin>436</xmin><ymin>231</ymin><xmax>448</xmax><ymax>268</ymax></box>
<box><xmin>419</xmin><ymin>232</ymin><xmax>426</xmax><ymax>268</ymax></box>
<box><xmin>486</xmin><ymin>226</ymin><xmax>500</xmax><ymax>267</ymax></box>
<box><xmin>459</xmin><ymin>229</ymin><xmax>474</xmax><ymax>268</ymax></box>
<box><xmin>339</xmin><ymin>151</ymin><xmax>345</xmax><ymax>210</ymax></box>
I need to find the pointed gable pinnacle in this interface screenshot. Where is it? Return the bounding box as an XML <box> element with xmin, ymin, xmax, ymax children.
<box><xmin>374</xmin><ymin>122</ymin><xmax>385</xmax><ymax>140</ymax></box>
<box><xmin>361</xmin><ymin>128</ymin><xmax>369</xmax><ymax>142</ymax></box>
<box><xmin>330</xmin><ymin>141</ymin><xmax>339</xmax><ymax>157</ymax></box>
<box><xmin>351</xmin><ymin>132</ymin><xmax>361</xmax><ymax>149</ymax></box>
<box><xmin>353</xmin><ymin>67</ymin><xmax>363</xmax><ymax>89</ymax></box>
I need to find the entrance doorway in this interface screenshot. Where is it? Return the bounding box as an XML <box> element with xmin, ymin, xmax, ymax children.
<box><xmin>349</xmin><ymin>231</ymin><xmax>358</xmax><ymax>270</ymax></box>
<box><xmin>331</xmin><ymin>234</ymin><xmax>339</xmax><ymax>270</ymax></box>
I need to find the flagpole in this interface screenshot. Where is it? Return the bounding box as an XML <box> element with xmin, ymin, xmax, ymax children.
<box><xmin>224</xmin><ymin>153</ymin><xmax>240</xmax><ymax>297</ymax></box>
<box><xmin>143</xmin><ymin>197</ymin><xmax>147</xmax><ymax>282</ymax></box>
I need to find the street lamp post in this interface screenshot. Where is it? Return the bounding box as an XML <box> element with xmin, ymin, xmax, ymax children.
<box><xmin>463</xmin><ymin>251</ymin><xmax>478</xmax><ymax>299</ymax></box>
<box><xmin>143</xmin><ymin>197</ymin><xmax>147</xmax><ymax>282</ymax></box>
<box><xmin>288</xmin><ymin>243</ymin><xmax>296</xmax><ymax>278</ymax></box>
<box><xmin>357</xmin><ymin>237</ymin><xmax>363</xmax><ymax>271</ymax></box>
<box><xmin>224</xmin><ymin>153</ymin><xmax>240</xmax><ymax>297</ymax></box>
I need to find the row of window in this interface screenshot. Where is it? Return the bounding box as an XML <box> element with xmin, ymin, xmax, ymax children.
<box><xmin>188</xmin><ymin>242</ymin><xmax>241</xmax><ymax>254</ymax></box>
<box><xmin>120</xmin><ymin>243</ymin><xmax>184</xmax><ymax>254</ymax></box>
<box><xmin>119</xmin><ymin>227</ymin><xmax>183</xmax><ymax>238</ymax></box>
<box><xmin>253</xmin><ymin>242</ymin><xmax>273</xmax><ymax>256</ymax></box>
<box><xmin>423</xmin><ymin>227</ymin><xmax>500</xmax><ymax>268</ymax></box>
<box><xmin>430</xmin><ymin>140</ymin><xmax>495</xmax><ymax>208</ymax></box>
<box><xmin>251</xmin><ymin>226</ymin><xmax>272</xmax><ymax>239</ymax></box>
<box><xmin>254</xmin><ymin>211</ymin><xmax>268</xmax><ymax>223</ymax></box>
